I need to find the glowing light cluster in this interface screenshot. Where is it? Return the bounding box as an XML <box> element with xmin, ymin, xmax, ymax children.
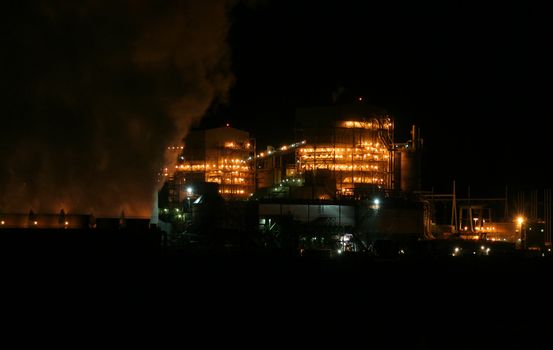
<box><xmin>297</xmin><ymin>142</ymin><xmax>391</xmax><ymax>191</ymax></box>
<box><xmin>219</xmin><ymin>189</ymin><xmax>246</xmax><ymax>194</ymax></box>
<box><xmin>177</xmin><ymin>153</ymin><xmax>254</xmax><ymax>198</ymax></box>
<box><xmin>224</xmin><ymin>141</ymin><xmax>251</xmax><ymax>150</ymax></box>
<box><xmin>254</xmin><ymin>140</ymin><xmax>306</xmax><ymax>159</ymax></box>
<box><xmin>341</xmin><ymin>121</ymin><xmax>376</xmax><ymax>129</ymax></box>
<box><xmin>301</xmin><ymin>164</ymin><xmax>380</xmax><ymax>171</ymax></box>
<box><xmin>340</xmin><ymin>120</ymin><xmax>393</xmax><ymax>129</ymax></box>
<box><xmin>176</xmin><ymin>160</ymin><xmax>249</xmax><ymax>172</ymax></box>
<box><xmin>474</xmin><ymin>226</ymin><xmax>497</xmax><ymax>232</ymax></box>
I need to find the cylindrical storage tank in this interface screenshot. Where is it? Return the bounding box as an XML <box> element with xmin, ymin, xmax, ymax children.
<box><xmin>400</xmin><ymin>150</ymin><xmax>421</xmax><ymax>193</ymax></box>
<box><xmin>394</xmin><ymin>152</ymin><xmax>402</xmax><ymax>191</ymax></box>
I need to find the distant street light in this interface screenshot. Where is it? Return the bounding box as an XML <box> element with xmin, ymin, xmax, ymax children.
<box><xmin>186</xmin><ymin>187</ymin><xmax>193</xmax><ymax>213</ymax></box>
<box><xmin>517</xmin><ymin>216</ymin><xmax>526</xmax><ymax>249</ymax></box>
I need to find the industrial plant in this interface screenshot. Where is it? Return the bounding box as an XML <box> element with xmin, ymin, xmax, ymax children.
<box><xmin>1</xmin><ymin>102</ymin><xmax>551</xmax><ymax>258</ymax></box>
<box><xmin>155</xmin><ymin>103</ymin><xmax>553</xmax><ymax>257</ymax></box>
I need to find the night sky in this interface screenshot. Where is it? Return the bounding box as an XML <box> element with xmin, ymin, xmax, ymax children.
<box><xmin>2</xmin><ymin>0</ymin><xmax>552</xmax><ymax>215</ymax></box>
<box><xmin>212</xmin><ymin>0</ymin><xmax>552</xmax><ymax>194</ymax></box>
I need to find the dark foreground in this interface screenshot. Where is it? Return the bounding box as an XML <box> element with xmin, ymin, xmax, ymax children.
<box><xmin>1</xmin><ymin>229</ymin><xmax>551</xmax><ymax>349</ymax></box>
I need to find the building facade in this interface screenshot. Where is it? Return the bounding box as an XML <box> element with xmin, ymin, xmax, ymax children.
<box><xmin>174</xmin><ymin>126</ymin><xmax>255</xmax><ymax>201</ymax></box>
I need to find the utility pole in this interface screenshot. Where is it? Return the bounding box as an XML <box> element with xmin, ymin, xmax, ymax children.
<box><xmin>468</xmin><ymin>185</ymin><xmax>473</xmax><ymax>232</ymax></box>
<box><xmin>451</xmin><ymin>180</ymin><xmax>458</xmax><ymax>232</ymax></box>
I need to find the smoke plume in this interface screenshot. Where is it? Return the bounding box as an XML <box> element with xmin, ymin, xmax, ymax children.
<box><xmin>1</xmin><ymin>0</ymin><xmax>234</xmax><ymax>217</ymax></box>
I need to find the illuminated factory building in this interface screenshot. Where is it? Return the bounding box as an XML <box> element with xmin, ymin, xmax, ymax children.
<box><xmin>255</xmin><ymin>104</ymin><xmax>402</xmax><ymax>198</ymax></box>
<box><xmin>158</xmin><ymin>102</ymin><xmax>430</xmax><ymax>250</ymax></box>
<box><xmin>171</xmin><ymin>126</ymin><xmax>255</xmax><ymax>200</ymax></box>
<box><xmin>164</xmin><ymin>104</ymin><xmax>422</xmax><ymax>205</ymax></box>
<box><xmin>297</xmin><ymin>105</ymin><xmax>394</xmax><ymax>195</ymax></box>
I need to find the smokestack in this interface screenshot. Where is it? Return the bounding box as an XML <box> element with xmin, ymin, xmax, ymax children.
<box><xmin>411</xmin><ymin>125</ymin><xmax>418</xmax><ymax>151</ymax></box>
<box><xmin>400</xmin><ymin>125</ymin><xmax>423</xmax><ymax>193</ymax></box>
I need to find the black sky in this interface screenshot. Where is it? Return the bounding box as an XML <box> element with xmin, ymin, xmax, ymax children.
<box><xmin>205</xmin><ymin>0</ymin><xmax>552</xmax><ymax>194</ymax></box>
<box><xmin>1</xmin><ymin>0</ymin><xmax>552</xmax><ymax>213</ymax></box>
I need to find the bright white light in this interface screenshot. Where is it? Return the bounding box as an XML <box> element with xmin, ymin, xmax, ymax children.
<box><xmin>481</xmin><ymin>245</ymin><xmax>485</xmax><ymax>250</ymax></box>
<box><xmin>64</xmin><ymin>221</ymin><xmax>69</xmax><ymax>225</ymax></box>
<box><xmin>337</xmin><ymin>249</ymin><xmax>342</xmax><ymax>254</ymax></box>
<box><xmin>1</xmin><ymin>221</ymin><xmax>4</xmax><ymax>225</ymax></box>
<box><xmin>454</xmin><ymin>247</ymin><xmax>460</xmax><ymax>253</ymax></box>
<box><xmin>517</xmin><ymin>216</ymin><xmax>524</xmax><ymax>225</ymax></box>
<box><xmin>373</xmin><ymin>198</ymin><xmax>380</xmax><ymax>206</ymax></box>
<box><xmin>187</xmin><ymin>187</ymin><xmax>193</xmax><ymax>194</ymax></box>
